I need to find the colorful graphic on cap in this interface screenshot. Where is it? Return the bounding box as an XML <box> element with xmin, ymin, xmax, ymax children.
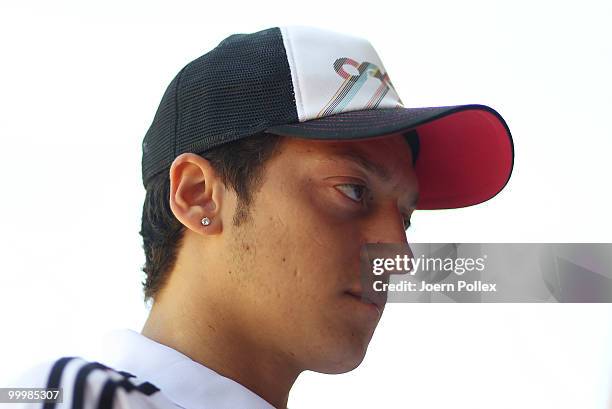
<box><xmin>317</xmin><ymin>57</ymin><xmax>403</xmax><ymax>118</ymax></box>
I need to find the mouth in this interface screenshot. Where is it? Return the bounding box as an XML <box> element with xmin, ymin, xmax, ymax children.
<box><xmin>344</xmin><ymin>290</ymin><xmax>384</xmax><ymax>316</ymax></box>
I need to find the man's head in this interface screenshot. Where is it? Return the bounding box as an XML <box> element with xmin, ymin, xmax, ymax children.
<box><xmin>138</xmin><ymin>24</ymin><xmax>513</xmax><ymax>380</ymax></box>
<box><xmin>140</xmin><ymin>131</ymin><xmax>418</xmax><ymax>373</ymax></box>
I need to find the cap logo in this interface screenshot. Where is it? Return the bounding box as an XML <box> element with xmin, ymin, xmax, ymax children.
<box><xmin>317</xmin><ymin>57</ymin><xmax>403</xmax><ymax>118</ymax></box>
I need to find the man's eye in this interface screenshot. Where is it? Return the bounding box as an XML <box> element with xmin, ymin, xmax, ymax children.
<box><xmin>336</xmin><ymin>184</ymin><xmax>412</xmax><ymax>230</ymax></box>
<box><xmin>336</xmin><ymin>184</ymin><xmax>367</xmax><ymax>202</ymax></box>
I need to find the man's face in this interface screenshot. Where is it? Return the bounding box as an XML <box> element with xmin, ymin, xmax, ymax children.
<box><xmin>218</xmin><ymin>133</ymin><xmax>418</xmax><ymax>374</ymax></box>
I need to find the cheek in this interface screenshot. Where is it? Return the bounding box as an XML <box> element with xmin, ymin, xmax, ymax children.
<box><xmin>259</xmin><ymin>177</ymin><xmax>359</xmax><ymax>253</ymax></box>
<box><xmin>269</xmin><ymin>190</ymin><xmax>362</xmax><ymax>293</ymax></box>
<box><xmin>236</xmin><ymin>178</ymin><xmax>363</xmax><ymax>299</ymax></box>
<box><xmin>304</xmin><ymin>188</ymin><xmax>364</xmax><ymax>251</ymax></box>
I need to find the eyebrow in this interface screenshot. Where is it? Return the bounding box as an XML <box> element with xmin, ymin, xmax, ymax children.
<box><xmin>332</xmin><ymin>151</ymin><xmax>420</xmax><ymax>207</ymax></box>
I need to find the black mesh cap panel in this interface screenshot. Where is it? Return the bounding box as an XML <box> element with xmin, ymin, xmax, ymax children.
<box><xmin>141</xmin><ymin>27</ymin><xmax>298</xmax><ymax>187</ymax></box>
<box><xmin>141</xmin><ymin>71</ymin><xmax>181</xmax><ymax>186</ymax></box>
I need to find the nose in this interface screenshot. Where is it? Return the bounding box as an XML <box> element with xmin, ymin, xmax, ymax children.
<box><xmin>364</xmin><ymin>206</ymin><xmax>408</xmax><ymax>245</ymax></box>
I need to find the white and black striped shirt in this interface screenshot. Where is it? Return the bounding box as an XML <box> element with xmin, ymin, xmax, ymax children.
<box><xmin>7</xmin><ymin>329</ymin><xmax>274</xmax><ymax>409</ymax></box>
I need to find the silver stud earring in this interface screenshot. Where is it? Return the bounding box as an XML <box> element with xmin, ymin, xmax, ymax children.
<box><xmin>201</xmin><ymin>217</ymin><xmax>211</xmax><ymax>226</ymax></box>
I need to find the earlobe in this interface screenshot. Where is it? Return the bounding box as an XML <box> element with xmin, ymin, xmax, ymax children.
<box><xmin>168</xmin><ymin>153</ymin><xmax>223</xmax><ymax>235</ymax></box>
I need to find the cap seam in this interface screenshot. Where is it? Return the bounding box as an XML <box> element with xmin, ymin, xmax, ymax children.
<box><xmin>173</xmin><ymin>66</ymin><xmax>187</xmax><ymax>159</ymax></box>
<box><xmin>279</xmin><ymin>27</ymin><xmax>304</xmax><ymax>122</ymax></box>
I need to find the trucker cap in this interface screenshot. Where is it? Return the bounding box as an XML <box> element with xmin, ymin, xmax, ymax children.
<box><xmin>142</xmin><ymin>26</ymin><xmax>514</xmax><ymax>210</ymax></box>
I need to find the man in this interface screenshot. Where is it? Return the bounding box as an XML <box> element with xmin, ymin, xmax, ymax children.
<box><xmin>8</xmin><ymin>26</ymin><xmax>513</xmax><ymax>409</ymax></box>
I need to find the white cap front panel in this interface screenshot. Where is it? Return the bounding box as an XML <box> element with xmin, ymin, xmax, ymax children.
<box><xmin>279</xmin><ymin>26</ymin><xmax>404</xmax><ymax>122</ymax></box>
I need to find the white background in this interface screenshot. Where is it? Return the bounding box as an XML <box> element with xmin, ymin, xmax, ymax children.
<box><xmin>1</xmin><ymin>1</ymin><xmax>611</xmax><ymax>408</ymax></box>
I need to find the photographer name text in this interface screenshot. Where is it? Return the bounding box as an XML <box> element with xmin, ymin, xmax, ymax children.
<box><xmin>373</xmin><ymin>280</ymin><xmax>497</xmax><ymax>292</ymax></box>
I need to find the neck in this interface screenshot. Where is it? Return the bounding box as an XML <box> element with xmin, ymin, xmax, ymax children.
<box><xmin>141</xmin><ymin>289</ymin><xmax>300</xmax><ymax>409</ymax></box>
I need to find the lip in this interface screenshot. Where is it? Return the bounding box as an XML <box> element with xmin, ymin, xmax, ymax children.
<box><xmin>344</xmin><ymin>290</ymin><xmax>384</xmax><ymax>316</ymax></box>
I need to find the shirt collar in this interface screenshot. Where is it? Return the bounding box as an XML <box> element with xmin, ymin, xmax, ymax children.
<box><xmin>89</xmin><ymin>328</ymin><xmax>275</xmax><ymax>409</ymax></box>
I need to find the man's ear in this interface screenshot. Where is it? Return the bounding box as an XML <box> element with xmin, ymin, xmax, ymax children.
<box><xmin>168</xmin><ymin>153</ymin><xmax>224</xmax><ymax>235</ymax></box>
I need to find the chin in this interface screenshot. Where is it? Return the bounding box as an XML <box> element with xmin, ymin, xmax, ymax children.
<box><xmin>320</xmin><ymin>347</ymin><xmax>369</xmax><ymax>374</ymax></box>
<box><xmin>311</xmin><ymin>330</ymin><xmax>374</xmax><ymax>374</ymax></box>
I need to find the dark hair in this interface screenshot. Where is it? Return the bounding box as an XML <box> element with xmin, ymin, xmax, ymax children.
<box><xmin>139</xmin><ymin>132</ymin><xmax>285</xmax><ymax>303</ymax></box>
<box><xmin>403</xmin><ymin>129</ymin><xmax>420</xmax><ymax>165</ymax></box>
